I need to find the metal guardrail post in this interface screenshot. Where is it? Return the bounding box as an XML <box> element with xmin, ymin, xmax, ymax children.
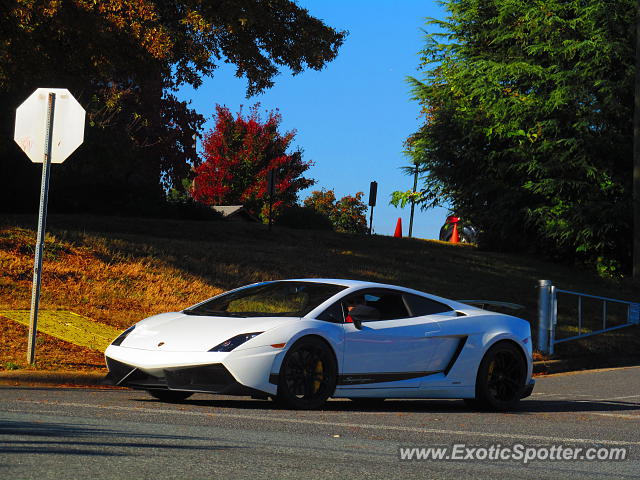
<box><xmin>630</xmin><ymin>303</ymin><xmax>640</xmax><ymax>325</ymax></box>
<box><xmin>549</xmin><ymin>286</ymin><xmax>557</xmax><ymax>356</ymax></box>
<box><xmin>537</xmin><ymin>280</ymin><xmax>553</xmax><ymax>354</ymax></box>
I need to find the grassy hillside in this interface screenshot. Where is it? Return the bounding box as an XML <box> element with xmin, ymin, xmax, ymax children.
<box><xmin>1</xmin><ymin>214</ymin><xmax>638</xmax><ymax>370</ymax></box>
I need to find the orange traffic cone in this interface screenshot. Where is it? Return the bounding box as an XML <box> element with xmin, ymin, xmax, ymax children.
<box><xmin>450</xmin><ymin>222</ymin><xmax>460</xmax><ymax>243</ymax></box>
<box><xmin>394</xmin><ymin>217</ymin><xmax>402</xmax><ymax>237</ymax></box>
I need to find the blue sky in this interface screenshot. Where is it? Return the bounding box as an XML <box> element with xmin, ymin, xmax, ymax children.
<box><xmin>177</xmin><ymin>0</ymin><xmax>449</xmax><ymax>238</ymax></box>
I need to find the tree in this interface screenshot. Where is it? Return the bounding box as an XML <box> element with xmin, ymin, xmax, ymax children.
<box><xmin>399</xmin><ymin>0</ymin><xmax>635</xmax><ymax>274</ymax></box>
<box><xmin>304</xmin><ymin>189</ymin><xmax>368</xmax><ymax>234</ymax></box>
<box><xmin>191</xmin><ymin>104</ymin><xmax>314</xmax><ymax>219</ymax></box>
<box><xmin>0</xmin><ymin>0</ymin><xmax>346</xmax><ymax>214</ymax></box>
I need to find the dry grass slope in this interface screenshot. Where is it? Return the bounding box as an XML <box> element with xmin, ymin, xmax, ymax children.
<box><xmin>1</xmin><ymin>214</ymin><xmax>637</xmax><ymax>371</ymax></box>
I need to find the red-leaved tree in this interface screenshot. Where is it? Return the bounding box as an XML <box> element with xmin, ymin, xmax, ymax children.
<box><xmin>191</xmin><ymin>104</ymin><xmax>315</xmax><ymax>218</ymax></box>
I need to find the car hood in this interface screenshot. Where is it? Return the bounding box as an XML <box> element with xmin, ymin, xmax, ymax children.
<box><xmin>120</xmin><ymin>312</ymin><xmax>296</xmax><ymax>352</ymax></box>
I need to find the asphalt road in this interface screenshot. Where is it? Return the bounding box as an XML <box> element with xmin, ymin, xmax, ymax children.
<box><xmin>1</xmin><ymin>367</ymin><xmax>639</xmax><ymax>479</ymax></box>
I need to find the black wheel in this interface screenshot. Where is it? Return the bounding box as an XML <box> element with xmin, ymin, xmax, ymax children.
<box><xmin>349</xmin><ymin>398</ymin><xmax>386</xmax><ymax>407</ymax></box>
<box><xmin>147</xmin><ymin>390</ymin><xmax>193</xmax><ymax>403</ymax></box>
<box><xmin>276</xmin><ymin>337</ymin><xmax>337</xmax><ymax>409</ymax></box>
<box><xmin>473</xmin><ymin>342</ymin><xmax>526</xmax><ymax>411</ymax></box>
<box><xmin>463</xmin><ymin>398</ymin><xmax>481</xmax><ymax>409</ymax></box>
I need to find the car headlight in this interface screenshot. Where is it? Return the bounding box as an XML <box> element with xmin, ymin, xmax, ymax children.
<box><xmin>111</xmin><ymin>326</ymin><xmax>135</xmax><ymax>346</ymax></box>
<box><xmin>208</xmin><ymin>332</ymin><xmax>263</xmax><ymax>352</ymax></box>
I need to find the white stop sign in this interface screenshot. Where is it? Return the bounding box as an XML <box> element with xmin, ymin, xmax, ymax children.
<box><xmin>14</xmin><ymin>88</ymin><xmax>86</xmax><ymax>164</ymax></box>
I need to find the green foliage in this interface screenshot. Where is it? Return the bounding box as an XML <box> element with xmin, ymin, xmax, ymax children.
<box><xmin>0</xmin><ymin>1</ymin><xmax>346</xmax><ymax>215</ymax></box>
<box><xmin>407</xmin><ymin>0</ymin><xmax>634</xmax><ymax>271</ymax></box>
<box><xmin>4</xmin><ymin>362</ymin><xmax>21</xmax><ymax>371</ymax></box>
<box><xmin>595</xmin><ymin>257</ymin><xmax>623</xmax><ymax>280</ymax></box>
<box><xmin>390</xmin><ymin>189</ymin><xmax>426</xmax><ymax>209</ymax></box>
<box><xmin>304</xmin><ymin>189</ymin><xmax>368</xmax><ymax>234</ymax></box>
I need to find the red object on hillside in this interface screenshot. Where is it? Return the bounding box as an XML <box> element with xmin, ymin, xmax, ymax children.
<box><xmin>447</xmin><ymin>215</ymin><xmax>461</xmax><ymax>243</ymax></box>
<box><xmin>450</xmin><ymin>222</ymin><xmax>460</xmax><ymax>243</ymax></box>
<box><xmin>394</xmin><ymin>217</ymin><xmax>402</xmax><ymax>237</ymax></box>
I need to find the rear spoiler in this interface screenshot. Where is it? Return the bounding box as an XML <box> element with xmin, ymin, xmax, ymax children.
<box><xmin>457</xmin><ymin>300</ymin><xmax>524</xmax><ymax>311</ymax></box>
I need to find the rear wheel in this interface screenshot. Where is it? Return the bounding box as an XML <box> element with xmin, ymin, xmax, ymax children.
<box><xmin>276</xmin><ymin>337</ymin><xmax>337</xmax><ymax>409</ymax></box>
<box><xmin>472</xmin><ymin>342</ymin><xmax>526</xmax><ymax>411</ymax></box>
<box><xmin>147</xmin><ymin>390</ymin><xmax>193</xmax><ymax>403</ymax></box>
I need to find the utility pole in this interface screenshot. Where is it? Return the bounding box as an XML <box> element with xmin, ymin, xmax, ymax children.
<box><xmin>408</xmin><ymin>164</ymin><xmax>419</xmax><ymax>238</ymax></box>
<box><xmin>634</xmin><ymin>0</ymin><xmax>640</xmax><ymax>284</ymax></box>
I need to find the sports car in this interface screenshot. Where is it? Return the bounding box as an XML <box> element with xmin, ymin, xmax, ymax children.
<box><xmin>104</xmin><ymin>279</ymin><xmax>535</xmax><ymax>410</ymax></box>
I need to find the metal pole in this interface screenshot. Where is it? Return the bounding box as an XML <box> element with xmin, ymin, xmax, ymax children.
<box><xmin>27</xmin><ymin>92</ymin><xmax>56</xmax><ymax>365</ymax></box>
<box><xmin>549</xmin><ymin>286</ymin><xmax>556</xmax><ymax>356</ymax></box>
<box><xmin>634</xmin><ymin>0</ymin><xmax>640</xmax><ymax>284</ymax></box>
<box><xmin>537</xmin><ymin>279</ymin><xmax>552</xmax><ymax>355</ymax></box>
<box><xmin>578</xmin><ymin>296</ymin><xmax>582</xmax><ymax>336</ymax></box>
<box><xmin>368</xmin><ymin>205</ymin><xmax>374</xmax><ymax>235</ymax></box>
<box><xmin>408</xmin><ymin>164</ymin><xmax>418</xmax><ymax>238</ymax></box>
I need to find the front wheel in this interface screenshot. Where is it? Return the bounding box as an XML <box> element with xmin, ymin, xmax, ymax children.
<box><xmin>472</xmin><ymin>342</ymin><xmax>526</xmax><ymax>411</ymax></box>
<box><xmin>276</xmin><ymin>337</ymin><xmax>337</xmax><ymax>409</ymax></box>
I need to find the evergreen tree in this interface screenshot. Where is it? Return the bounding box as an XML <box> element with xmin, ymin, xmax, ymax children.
<box><xmin>397</xmin><ymin>0</ymin><xmax>635</xmax><ymax>273</ymax></box>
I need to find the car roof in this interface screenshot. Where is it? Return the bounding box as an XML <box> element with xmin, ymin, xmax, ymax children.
<box><xmin>280</xmin><ymin>278</ymin><xmax>397</xmax><ymax>288</ymax></box>
<box><xmin>279</xmin><ymin>278</ymin><xmax>481</xmax><ymax>313</ymax></box>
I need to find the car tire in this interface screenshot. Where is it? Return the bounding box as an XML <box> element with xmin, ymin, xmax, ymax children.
<box><xmin>472</xmin><ymin>341</ymin><xmax>526</xmax><ymax>411</ymax></box>
<box><xmin>147</xmin><ymin>390</ymin><xmax>193</xmax><ymax>403</ymax></box>
<box><xmin>276</xmin><ymin>337</ymin><xmax>337</xmax><ymax>410</ymax></box>
<box><xmin>462</xmin><ymin>398</ymin><xmax>481</xmax><ymax>409</ymax></box>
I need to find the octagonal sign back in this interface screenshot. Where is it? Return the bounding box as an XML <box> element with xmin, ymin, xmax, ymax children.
<box><xmin>14</xmin><ymin>88</ymin><xmax>86</xmax><ymax>164</ymax></box>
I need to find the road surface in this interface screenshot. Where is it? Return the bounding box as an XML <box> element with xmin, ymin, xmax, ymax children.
<box><xmin>1</xmin><ymin>366</ymin><xmax>639</xmax><ymax>479</ymax></box>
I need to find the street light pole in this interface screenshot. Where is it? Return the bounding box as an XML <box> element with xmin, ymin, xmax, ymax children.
<box><xmin>408</xmin><ymin>164</ymin><xmax>418</xmax><ymax>238</ymax></box>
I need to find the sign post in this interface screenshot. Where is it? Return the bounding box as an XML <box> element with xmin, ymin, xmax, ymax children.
<box><xmin>368</xmin><ymin>181</ymin><xmax>377</xmax><ymax>235</ymax></box>
<box><xmin>14</xmin><ymin>88</ymin><xmax>85</xmax><ymax>364</ymax></box>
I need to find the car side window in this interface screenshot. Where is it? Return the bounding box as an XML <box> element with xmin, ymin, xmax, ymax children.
<box><xmin>316</xmin><ymin>301</ymin><xmax>345</xmax><ymax>323</ymax></box>
<box><xmin>403</xmin><ymin>293</ymin><xmax>452</xmax><ymax>317</ymax></box>
<box><xmin>358</xmin><ymin>291</ymin><xmax>410</xmax><ymax>321</ymax></box>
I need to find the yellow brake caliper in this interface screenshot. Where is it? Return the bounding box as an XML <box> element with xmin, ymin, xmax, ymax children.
<box><xmin>313</xmin><ymin>360</ymin><xmax>324</xmax><ymax>393</ymax></box>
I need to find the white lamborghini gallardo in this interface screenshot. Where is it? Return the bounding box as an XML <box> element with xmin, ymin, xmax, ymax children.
<box><xmin>104</xmin><ymin>279</ymin><xmax>535</xmax><ymax>410</ymax></box>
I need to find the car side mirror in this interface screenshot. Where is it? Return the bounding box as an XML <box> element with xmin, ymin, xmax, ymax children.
<box><xmin>352</xmin><ymin>314</ymin><xmax>364</xmax><ymax>330</ymax></box>
<box><xmin>349</xmin><ymin>305</ymin><xmax>380</xmax><ymax>330</ymax></box>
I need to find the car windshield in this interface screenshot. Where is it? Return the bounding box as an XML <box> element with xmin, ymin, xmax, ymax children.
<box><xmin>183</xmin><ymin>281</ymin><xmax>346</xmax><ymax>318</ymax></box>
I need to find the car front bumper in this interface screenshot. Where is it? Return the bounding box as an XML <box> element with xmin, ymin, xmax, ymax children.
<box><xmin>104</xmin><ymin>344</ymin><xmax>283</xmax><ymax>396</ymax></box>
<box><xmin>105</xmin><ymin>357</ymin><xmax>266</xmax><ymax>396</ymax></box>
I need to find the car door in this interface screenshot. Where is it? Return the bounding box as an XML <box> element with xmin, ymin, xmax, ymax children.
<box><xmin>340</xmin><ymin>289</ymin><xmax>441</xmax><ymax>389</ymax></box>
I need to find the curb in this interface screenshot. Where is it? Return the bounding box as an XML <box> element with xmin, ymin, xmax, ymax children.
<box><xmin>1</xmin><ymin>358</ymin><xmax>637</xmax><ymax>387</ymax></box>
<box><xmin>0</xmin><ymin>361</ymin><xmax>573</xmax><ymax>387</ymax></box>
<box><xmin>0</xmin><ymin>370</ymin><xmax>108</xmax><ymax>387</ymax></box>
<box><xmin>532</xmin><ymin>359</ymin><xmax>565</xmax><ymax>375</ymax></box>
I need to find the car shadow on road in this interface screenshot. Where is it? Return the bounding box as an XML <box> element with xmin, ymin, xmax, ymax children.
<box><xmin>134</xmin><ymin>396</ymin><xmax>639</xmax><ymax>415</ymax></box>
<box><xmin>0</xmin><ymin>419</ymin><xmax>247</xmax><ymax>456</ymax></box>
